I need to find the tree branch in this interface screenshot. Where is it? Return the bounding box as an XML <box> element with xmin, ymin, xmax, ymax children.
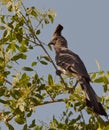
<box><xmin>4</xmin><ymin>78</ymin><xmax>12</xmax><ymax>86</ymax></box>
<box><xmin>38</xmin><ymin>98</ymin><xmax>68</xmax><ymax>106</ymax></box>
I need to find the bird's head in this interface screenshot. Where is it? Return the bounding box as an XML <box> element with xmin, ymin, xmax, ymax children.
<box><xmin>48</xmin><ymin>24</ymin><xmax>68</xmax><ymax>51</ymax></box>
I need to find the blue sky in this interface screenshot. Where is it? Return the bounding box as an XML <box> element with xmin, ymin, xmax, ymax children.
<box><xmin>27</xmin><ymin>0</ymin><xmax>109</xmax><ymax>71</ymax></box>
<box><xmin>1</xmin><ymin>0</ymin><xmax>109</xmax><ymax>129</ymax></box>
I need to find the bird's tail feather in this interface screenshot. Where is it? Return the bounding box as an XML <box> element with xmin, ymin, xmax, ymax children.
<box><xmin>79</xmin><ymin>78</ymin><xmax>107</xmax><ymax>117</ymax></box>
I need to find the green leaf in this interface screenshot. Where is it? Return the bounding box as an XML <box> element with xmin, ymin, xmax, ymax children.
<box><xmin>103</xmin><ymin>84</ymin><xmax>108</xmax><ymax>93</ymax></box>
<box><xmin>40</xmin><ymin>60</ymin><xmax>48</xmax><ymax>65</ymax></box>
<box><xmin>36</xmin><ymin>93</ymin><xmax>43</xmax><ymax>99</ymax></box>
<box><xmin>103</xmin><ymin>125</ymin><xmax>109</xmax><ymax>130</ymax></box>
<box><xmin>103</xmin><ymin>76</ymin><xmax>108</xmax><ymax>84</ymax></box>
<box><xmin>34</xmin><ymin>126</ymin><xmax>43</xmax><ymax>130</ymax></box>
<box><xmin>48</xmin><ymin>44</ymin><xmax>52</xmax><ymax>51</ymax></box>
<box><xmin>96</xmin><ymin>60</ymin><xmax>101</xmax><ymax>71</ymax></box>
<box><xmin>27</xmin><ymin>111</ymin><xmax>33</xmax><ymax>117</ymax></box>
<box><xmin>19</xmin><ymin>45</ymin><xmax>27</xmax><ymax>52</ymax></box>
<box><xmin>0</xmin><ymin>99</ymin><xmax>8</xmax><ymax>104</ymax></box>
<box><xmin>36</xmin><ymin>29</ymin><xmax>40</xmax><ymax>35</ymax></box>
<box><xmin>28</xmin><ymin>45</ymin><xmax>33</xmax><ymax>49</ymax></box>
<box><xmin>6</xmin><ymin>42</ymin><xmax>17</xmax><ymax>53</ymax></box>
<box><xmin>10</xmin><ymin>90</ymin><xmax>21</xmax><ymax>99</ymax></box>
<box><xmin>29</xmin><ymin>119</ymin><xmax>36</xmax><ymax>128</ymax></box>
<box><xmin>3</xmin><ymin>71</ymin><xmax>10</xmax><ymax>76</ymax></box>
<box><xmin>5</xmin><ymin>122</ymin><xmax>14</xmax><ymax>130</ymax></box>
<box><xmin>31</xmin><ymin>61</ymin><xmax>37</xmax><ymax>67</ymax></box>
<box><xmin>44</xmin><ymin>18</ymin><xmax>49</xmax><ymax>24</ymax></box>
<box><xmin>91</xmin><ymin>72</ymin><xmax>97</xmax><ymax>80</ymax></box>
<box><xmin>0</xmin><ymin>26</ymin><xmax>5</xmax><ymax>30</ymax></box>
<box><xmin>48</xmin><ymin>15</ymin><xmax>54</xmax><ymax>23</ymax></box>
<box><xmin>31</xmin><ymin>10</ymin><xmax>38</xmax><ymax>18</ymax></box>
<box><xmin>94</xmin><ymin>77</ymin><xmax>103</xmax><ymax>83</ymax></box>
<box><xmin>7</xmin><ymin>65</ymin><xmax>12</xmax><ymax>69</ymax></box>
<box><xmin>23</xmin><ymin>124</ymin><xmax>28</xmax><ymax>130</ymax></box>
<box><xmin>11</xmin><ymin>53</ymin><xmax>27</xmax><ymax>61</ymax></box>
<box><xmin>0</xmin><ymin>87</ymin><xmax>6</xmax><ymax>96</ymax></box>
<box><xmin>22</xmin><ymin>67</ymin><xmax>33</xmax><ymax>71</ymax></box>
<box><xmin>41</xmin><ymin>55</ymin><xmax>51</xmax><ymax>62</ymax></box>
<box><xmin>0</xmin><ymin>57</ymin><xmax>4</xmax><ymax>62</ymax></box>
<box><xmin>16</xmin><ymin>32</ymin><xmax>23</xmax><ymax>42</ymax></box>
<box><xmin>15</xmin><ymin>115</ymin><xmax>26</xmax><ymax>125</ymax></box>
<box><xmin>48</xmin><ymin>74</ymin><xmax>53</xmax><ymax>85</ymax></box>
<box><xmin>0</xmin><ymin>15</ymin><xmax>5</xmax><ymax>23</ymax></box>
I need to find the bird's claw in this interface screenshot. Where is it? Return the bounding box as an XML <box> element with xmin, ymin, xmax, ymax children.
<box><xmin>56</xmin><ymin>69</ymin><xmax>62</xmax><ymax>76</ymax></box>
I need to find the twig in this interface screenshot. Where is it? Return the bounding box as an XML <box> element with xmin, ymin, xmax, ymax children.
<box><xmin>45</xmin><ymin>89</ymin><xmax>55</xmax><ymax>101</ymax></box>
<box><xmin>38</xmin><ymin>98</ymin><xmax>68</xmax><ymax>106</ymax></box>
<box><xmin>80</xmin><ymin>111</ymin><xmax>85</xmax><ymax>123</ymax></box>
<box><xmin>4</xmin><ymin>79</ymin><xmax>12</xmax><ymax>86</ymax></box>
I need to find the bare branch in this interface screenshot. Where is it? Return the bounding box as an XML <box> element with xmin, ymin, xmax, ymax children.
<box><xmin>4</xmin><ymin>78</ymin><xmax>12</xmax><ymax>86</ymax></box>
<box><xmin>38</xmin><ymin>98</ymin><xmax>68</xmax><ymax>106</ymax></box>
<box><xmin>80</xmin><ymin>111</ymin><xmax>85</xmax><ymax>123</ymax></box>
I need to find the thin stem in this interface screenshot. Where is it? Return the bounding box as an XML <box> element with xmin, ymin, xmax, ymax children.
<box><xmin>38</xmin><ymin>98</ymin><xmax>68</xmax><ymax>106</ymax></box>
<box><xmin>45</xmin><ymin>88</ymin><xmax>55</xmax><ymax>101</ymax></box>
<box><xmin>80</xmin><ymin>111</ymin><xmax>85</xmax><ymax>123</ymax></box>
<box><xmin>4</xmin><ymin>79</ymin><xmax>12</xmax><ymax>86</ymax></box>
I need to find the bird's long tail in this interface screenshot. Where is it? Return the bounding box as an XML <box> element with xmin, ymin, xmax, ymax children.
<box><xmin>79</xmin><ymin>78</ymin><xmax>107</xmax><ymax>117</ymax></box>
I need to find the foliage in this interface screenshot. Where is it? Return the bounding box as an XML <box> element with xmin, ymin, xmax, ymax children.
<box><xmin>0</xmin><ymin>0</ymin><xmax>109</xmax><ymax>130</ymax></box>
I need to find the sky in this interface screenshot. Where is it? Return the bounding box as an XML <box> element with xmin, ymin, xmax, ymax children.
<box><xmin>26</xmin><ymin>0</ymin><xmax>109</xmax><ymax>71</ymax></box>
<box><xmin>1</xmin><ymin>0</ymin><xmax>109</xmax><ymax>129</ymax></box>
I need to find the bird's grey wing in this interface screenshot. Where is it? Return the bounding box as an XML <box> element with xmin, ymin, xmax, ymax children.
<box><xmin>55</xmin><ymin>49</ymin><xmax>90</xmax><ymax>80</ymax></box>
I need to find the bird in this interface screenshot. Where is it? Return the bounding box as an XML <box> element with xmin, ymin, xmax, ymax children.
<box><xmin>48</xmin><ymin>24</ymin><xmax>108</xmax><ymax>117</ymax></box>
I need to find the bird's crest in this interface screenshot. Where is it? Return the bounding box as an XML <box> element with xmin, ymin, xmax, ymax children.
<box><xmin>53</xmin><ymin>24</ymin><xmax>63</xmax><ymax>36</ymax></box>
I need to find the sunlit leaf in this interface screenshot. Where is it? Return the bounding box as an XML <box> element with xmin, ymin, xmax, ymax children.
<box><xmin>48</xmin><ymin>74</ymin><xmax>53</xmax><ymax>85</ymax></box>
<box><xmin>11</xmin><ymin>53</ymin><xmax>27</xmax><ymax>61</ymax></box>
<box><xmin>1</xmin><ymin>0</ymin><xmax>10</xmax><ymax>5</ymax></box>
<box><xmin>15</xmin><ymin>115</ymin><xmax>26</xmax><ymax>124</ymax></box>
<box><xmin>90</xmin><ymin>72</ymin><xmax>97</xmax><ymax>80</ymax></box>
<box><xmin>96</xmin><ymin>60</ymin><xmax>101</xmax><ymax>71</ymax></box>
<box><xmin>94</xmin><ymin>77</ymin><xmax>103</xmax><ymax>83</ymax></box>
<box><xmin>103</xmin><ymin>76</ymin><xmax>108</xmax><ymax>84</ymax></box>
<box><xmin>19</xmin><ymin>45</ymin><xmax>27</xmax><ymax>52</ymax></box>
<box><xmin>31</xmin><ymin>61</ymin><xmax>37</xmax><ymax>67</ymax></box>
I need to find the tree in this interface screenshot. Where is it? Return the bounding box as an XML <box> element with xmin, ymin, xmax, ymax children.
<box><xmin>0</xmin><ymin>0</ymin><xmax>109</xmax><ymax>129</ymax></box>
